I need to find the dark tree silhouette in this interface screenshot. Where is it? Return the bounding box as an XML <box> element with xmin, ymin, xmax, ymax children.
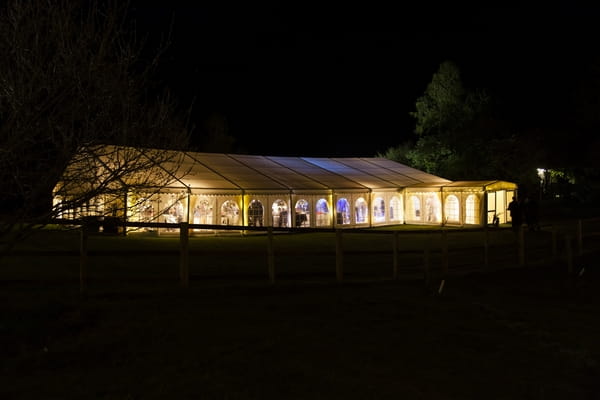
<box><xmin>383</xmin><ymin>60</ymin><xmax>543</xmax><ymax>189</ymax></box>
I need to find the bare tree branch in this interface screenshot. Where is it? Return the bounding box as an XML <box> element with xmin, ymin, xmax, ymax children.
<box><xmin>0</xmin><ymin>0</ymin><xmax>192</xmax><ymax>253</ymax></box>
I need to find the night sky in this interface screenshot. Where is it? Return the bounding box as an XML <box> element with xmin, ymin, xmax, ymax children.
<box><xmin>129</xmin><ymin>4</ymin><xmax>600</xmax><ymax>157</ymax></box>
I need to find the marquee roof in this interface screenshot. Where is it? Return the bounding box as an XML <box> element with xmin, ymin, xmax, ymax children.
<box><xmin>162</xmin><ymin>151</ymin><xmax>452</xmax><ymax>192</ymax></box>
<box><xmin>59</xmin><ymin>145</ymin><xmax>520</xmax><ymax>196</ymax></box>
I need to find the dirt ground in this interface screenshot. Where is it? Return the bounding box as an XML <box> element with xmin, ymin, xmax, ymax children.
<box><xmin>2</xmin><ymin>252</ymin><xmax>600</xmax><ymax>400</ymax></box>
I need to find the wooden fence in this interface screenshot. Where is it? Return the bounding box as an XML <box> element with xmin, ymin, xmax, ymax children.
<box><xmin>58</xmin><ymin>217</ymin><xmax>600</xmax><ymax>293</ymax></box>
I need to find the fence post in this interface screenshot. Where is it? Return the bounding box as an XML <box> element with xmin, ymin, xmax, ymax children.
<box><xmin>79</xmin><ymin>226</ymin><xmax>88</xmax><ymax>294</ymax></box>
<box><xmin>392</xmin><ymin>231</ymin><xmax>399</xmax><ymax>280</ymax></box>
<box><xmin>179</xmin><ymin>222</ymin><xmax>189</xmax><ymax>288</ymax></box>
<box><xmin>577</xmin><ymin>219</ymin><xmax>583</xmax><ymax>256</ymax></box>
<box><xmin>565</xmin><ymin>234</ymin><xmax>573</xmax><ymax>275</ymax></box>
<box><xmin>441</xmin><ymin>230</ymin><xmax>448</xmax><ymax>276</ymax></box>
<box><xmin>518</xmin><ymin>225</ymin><xmax>525</xmax><ymax>266</ymax></box>
<box><xmin>336</xmin><ymin>229</ymin><xmax>344</xmax><ymax>282</ymax></box>
<box><xmin>483</xmin><ymin>225</ymin><xmax>489</xmax><ymax>268</ymax></box>
<box><xmin>267</xmin><ymin>227</ymin><xmax>275</xmax><ymax>284</ymax></box>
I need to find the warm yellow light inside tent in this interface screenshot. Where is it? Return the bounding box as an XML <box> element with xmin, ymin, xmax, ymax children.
<box><xmin>52</xmin><ymin>145</ymin><xmax>518</xmax><ymax>233</ymax></box>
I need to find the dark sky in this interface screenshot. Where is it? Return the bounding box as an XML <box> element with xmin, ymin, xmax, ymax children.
<box><xmin>129</xmin><ymin>4</ymin><xmax>599</xmax><ymax>157</ymax></box>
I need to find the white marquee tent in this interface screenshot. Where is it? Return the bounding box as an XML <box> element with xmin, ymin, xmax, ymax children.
<box><xmin>53</xmin><ymin>146</ymin><xmax>518</xmax><ymax>234</ymax></box>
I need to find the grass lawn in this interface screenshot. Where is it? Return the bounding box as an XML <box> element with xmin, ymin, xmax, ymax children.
<box><xmin>2</xmin><ymin>225</ymin><xmax>600</xmax><ymax>399</ymax></box>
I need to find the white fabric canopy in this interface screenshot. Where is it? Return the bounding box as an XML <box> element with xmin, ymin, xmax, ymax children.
<box><xmin>170</xmin><ymin>151</ymin><xmax>451</xmax><ymax>191</ymax></box>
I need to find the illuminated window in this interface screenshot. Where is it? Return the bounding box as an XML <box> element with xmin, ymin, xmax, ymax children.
<box><xmin>272</xmin><ymin>199</ymin><xmax>289</xmax><ymax>227</ymax></box>
<box><xmin>444</xmin><ymin>195</ymin><xmax>459</xmax><ymax>223</ymax></box>
<box><xmin>355</xmin><ymin>197</ymin><xmax>368</xmax><ymax>223</ymax></box>
<box><xmin>193</xmin><ymin>198</ymin><xmax>213</xmax><ymax>224</ymax></box>
<box><xmin>248</xmin><ymin>199</ymin><xmax>264</xmax><ymax>227</ymax></box>
<box><xmin>316</xmin><ymin>198</ymin><xmax>330</xmax><ymax>227</ymax></box>
<box><xmin>192</xmin><ymin>197</ymin><xmax>213</xmax><ymax>231</ymax></box>
<box><xmin>131</xmin><ymin>193</ymin><xmax>159</xmax><ymax>231</ymax></box>
<box><xmin>166</xmin><ymin>197</ymin><xmax>184</xmax><ymax>223</ymax></box>
<box><xmin>294</xmin><ymin>199</ymin><xmax>310</xmax><ymax>227</ymax></box>
<box><xmin>466</xmin><ymin>195</ymin><xmax>479</xmax><ymax>224</ymax></box>
<box><xmin>390</xmin><ymin>196</ymin><xmax>402</xmax><ymax>222</ymax></box>
<box><xmin>220</xmin><ymin>200</ymin><xmax>239</xmax><ymax>225</ymax></box>
<box><xmin>336</xmin><ymin>198</ymin><xmax>351</xmax><ymax>224</ymax></box>
<box><xmin>373</xmin><ymin>197</ymin><xmax>385</xmax><ymax>223</ymax></box>
<box><xmin>424</xmin><ymin>193</ymin><xmax>441</xmax><ymax>222</ymax></box>
<box><xmin>411</xmin><ymin>196</ymin><xmax>421</xmax><ymax>220</ymax></box>
<box><xmin>159</xmin><ymin>194</ymin><xmax>186</xmax><ymax>233</ymax></box>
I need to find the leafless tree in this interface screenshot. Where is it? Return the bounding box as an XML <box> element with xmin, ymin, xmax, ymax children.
<box><xmin>0</xmin><ymin>0</ymin><xmax>192</xmax><ymax>250</ymax></box>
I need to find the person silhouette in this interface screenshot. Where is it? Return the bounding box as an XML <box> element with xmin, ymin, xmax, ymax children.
<box><xmin>507</xmin><ymin>196</ymin><xmax>522</xmax><ymax>233</ymax></box>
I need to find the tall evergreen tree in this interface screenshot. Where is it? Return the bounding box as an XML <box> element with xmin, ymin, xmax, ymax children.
<box><xmin>405</xmin><ymin>60</ymin><xmax>491</xmax><ymax>179</ymax></box>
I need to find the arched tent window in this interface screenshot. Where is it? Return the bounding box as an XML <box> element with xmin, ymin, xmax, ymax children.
<box><xmin>336</xmin><ymin>198</ymin><xmax>351</xmax><ymax>224</ymax></box>
<box><xmin>272</xmin><ymin>199</ymin><xmax>289</xmax><ymax>227</ymax></box>
<box><xmin>424</xmin><ymin>193</ymin><xmax>441</xmax><ymax>223</ymax></box>
<box><xmin>294</xmin><ymin>199</ymin><xmax>310</xmax><ymax>227</ymax></box>
<box><xmin>355</xmin><ymin>197</ymin><xmax>368</xmax><ymax>224</ymax></box>
<box><xmin>411</xmin><ymin>195</ymin><xmax>421</xmax><ymax>220</ymax></box>
<box><xmin>390</xmin><ymin>196</ymin><xmax>402</xmax><ymax>222</ymax></box>
<box><xmin>248</xmin><ymin>200</ymin><xmax>264</xmax><ymax>227</ymax></box>
<box><xmin>220</xmin><ymin>200</ymin><xmax>239</xmax><ymax>225</ymax></box>
<box><xmin>466</xmin><ymin>194</ymin><xmax>479</xmax><ymax>224</ymax></box>
<box><xmin>316</xmin><ymin>198</ymin><xmax>330</xmax><ymax>227</ymax></box>
<box><xmin>444</xmin><ymin>195</ymin><xmax>460</xmax><ymax>223</ymax></box>
<box><xmin>373</xmin><ymin>197</ymin><xmax>385</xmax><ymax>223</ymax></box>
